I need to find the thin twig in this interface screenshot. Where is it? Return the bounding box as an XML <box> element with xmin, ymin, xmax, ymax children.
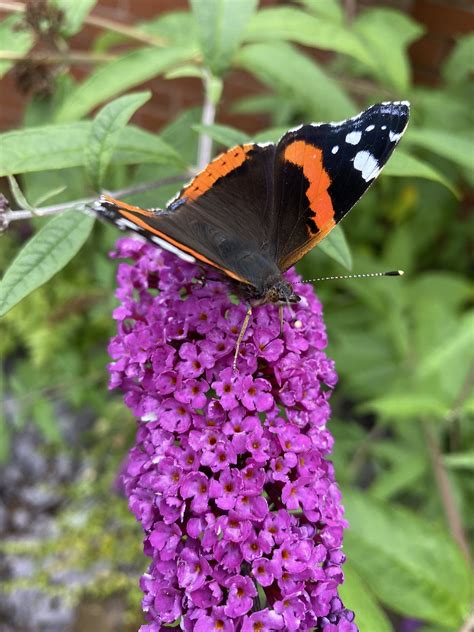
<box><xmin>0</xmin><ymin>0</ymin><xmax>167</xmax><ymax>48</ymax></box>
<box><xmin>422</xmin><ymin>420</ymin><xmax>472</xmax><ymax>566</ymax></box>
<box><xmin>197</xmin><ymin>70</ymin><xmax>217</xmax><ymax>171</ymax></box>
<box><xmin>2</xmin><ymin>175</ymin><xmax>187</xmax><ymax>225</ymax></box>
<box><xmin>0</xmin><ymin>50</ymin><xmax>116</xmax><ymax>64</ymax></box>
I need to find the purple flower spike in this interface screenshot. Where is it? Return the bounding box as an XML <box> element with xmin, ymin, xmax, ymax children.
<box><xmin>113</xmin><ymin>240</ymin><xmax>357</xmax><ymax>630</ymax></box>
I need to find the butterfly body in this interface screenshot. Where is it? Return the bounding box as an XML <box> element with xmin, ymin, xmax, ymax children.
<box><xmin>94</xmin><ymin>102</ymin><xmax>410</xmax><ymax>307</ymax></box>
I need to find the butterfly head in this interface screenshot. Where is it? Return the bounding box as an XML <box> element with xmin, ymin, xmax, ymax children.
<box><xmin>260</xmin><ymin>279</ymin><xmax>301</xmax><ymax>306</ymax></box>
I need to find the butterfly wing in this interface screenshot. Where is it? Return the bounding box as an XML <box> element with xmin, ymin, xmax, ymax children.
<box><xmin>271</xmin><ymin>101</ymin><xmax>410</xmax><ymax>271</ymax></box>
<box><xmin>95</xmin><ymin>142</ymin><xmax>280</xmax><ymax>287</ymax></box>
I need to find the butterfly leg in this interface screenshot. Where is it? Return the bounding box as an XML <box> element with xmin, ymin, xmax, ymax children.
<box><xmin>279</xmin><ymin>304</ymin><xmax>284</xmax><ymax>337</ymax></box>
<box><xmin>233</xmin><ymin>305</ymin><xmax>253</xmax><ymax>372</ymax></box>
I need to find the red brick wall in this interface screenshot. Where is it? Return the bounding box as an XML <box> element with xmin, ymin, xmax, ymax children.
<box><xmin>0</xmin><ymin>0</ymin><xmax>473</xmax><ymax>132</ymax></box>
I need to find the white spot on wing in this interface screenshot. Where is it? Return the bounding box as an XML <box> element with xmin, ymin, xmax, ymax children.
<box><xmin>345</xmin><ymin>131</ymin><xmax>362</xmax><ymax>145</ymax></box>
<box><xmin>389</xmin><ymin>131</ymin><xmax>403</xmax><ymax>143</ymax></box>
<box><xmin>117</xmin><ymin>218</ymin><xmax>142</xmax><ymax>232</ymax></box>
<box><xmin>381</xmin><ymin>125</ymin><xmax>387</xmax><ymax>130</ymax></box>
<box><xmin>331</xmin><ymin>145</ymin><xmax>339</xmax><ymax>154</ymax></box>
<box><xmin>365</xmin><ymin>124</ymin><xmax>375</xmax><ymax>131</ymax></box>
<box><xmin>149</xmin><ymin>235</ymin><xmax>196</xmax><ymax>263</ymax></box>
<box><xmin>353</xmin><ymin>151</ymin><xmax>380</xmax><ymax>182</ymax></box>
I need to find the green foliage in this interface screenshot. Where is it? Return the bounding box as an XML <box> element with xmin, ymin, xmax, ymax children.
<box><xmin>0</xmin><ymin>210</ymin><xmax>95</xmax><ymax>317</ymax></box>
<box><xmin>1</xmin><ymin>1</ymin><xmax>473</xmax><ymax>629</ymax></box>
<box><xmin>190</xmin><ymin>0</ymin><xmax>258</xmax><ymax>76</ymax></box>
<box><xmin>343</xmin><ymin>491</ymin><xmax>472</xmax><ymax>627</ymax></box>
<box><xmin>0</xmin><ymin>15</ymin><xmax>34</xmax><ymax>79</ymax></box>
<box><xmin>85</xmin><ymin>91</ymin><xmax>151</xmax><ymax>190</ymax></box>
<box><xmin>55</xmin><ymin>46</ymin><xmax>196</xmax><ymax>122</ymax></box>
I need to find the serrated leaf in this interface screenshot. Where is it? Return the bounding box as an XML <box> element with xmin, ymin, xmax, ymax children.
<box><xmin>339</xmin><ymin>563</ymin><xmax>393</xmax><ymax>632</ymax></box>
<box><xmin>405</xmin><ymin>128</ymin><xmax>474</xmax><ymax>171</ymax></box>
<box><xmin>190</xmin><ymin>0</ymin><xmax>258</xmax><ymax>75</ymax></box>
<box><xmin>245</xmin><ymin>7</ymin><xmax>371</xmax><ymax>67</ymax></box>
<box><xmin>51</xmin><ymin>0</ymin><xmax>97</xmax><ymax>36</ymax></box>
<box><xmin>317</xmin><ymin>225</ymin><xmax>353</xmax><ymax>270</ymax></box>
<box><xmin>353</xmin><ymin>9</ymin><xmax>424</xmax><ymax>91</ymax></box>
<box><xmin>343</xmin><ymin>490</ymin><xmax>472</xmax><ymax>627</ymax></box>
<box><xmin>55</xmin><ymin>46</ymin><xmax>195</xmax><ymax>122</ymax></box>
<box><xmin>235</xmin><ymin>42</ymin><xmax>354</xmax><ymax>120</ymax></box>
<box><xmin>86</xmin><ymin>91</ymin><xmax>151</xmax><ymax>190</ymax></box>
<box><xmin>192</xmin><ymin>123</ymin><xmax>249</xmax><ymax>148</ymax></box>
<box><xmin>384</xmin><ymin>150</ymin><xmax>458</xmax><ymax>197</ymax></box>
<box><xmin>0</xmin><ymin>123</ymin><xmax>183</xmax><ymax>176</ymax></box>
<box><xmin>0</xmin><ymin>15</ymin><xmax>34</xmax><ymax>79</ymax></box>
<box><xmin>0</xmin><ymin>210</ymin><xmax>95</xmax><ymax>317</ymax></box>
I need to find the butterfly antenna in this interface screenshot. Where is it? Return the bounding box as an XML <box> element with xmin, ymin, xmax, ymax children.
<box><xmin>303</xmin><ymin>270</ymin><xmax>404</xmax><ymax>283</ymax></box>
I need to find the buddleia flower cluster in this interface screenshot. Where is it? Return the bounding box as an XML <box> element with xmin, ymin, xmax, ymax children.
<box><xmin>110</xmin><ymin>238</ymin><xmax>357</xmax><ymax>631</ymax></box>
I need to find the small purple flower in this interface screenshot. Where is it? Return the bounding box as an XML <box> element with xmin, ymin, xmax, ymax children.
<box><xmin>180</xmin><ymin>472</ymin><xmax>209</xmax><ymax>514</ymax></box>
<box><xmin>224</xmin><ymin>575</ymin><xmax>257</xmax><ymax>617</ymax></box>
<box><xmin>112</xmin><ymin>240</ymin><xmax>355</xmax><ymax>630</ymax></box>
<box><xmin>241</xmin><ymin>608</ymin><xmax>284</xmax><ymax>631</ymax></box>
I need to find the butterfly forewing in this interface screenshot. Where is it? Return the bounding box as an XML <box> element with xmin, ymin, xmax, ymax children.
<box><xmin>272</xmin><ymin>101</ymin><xmax>410</xmax><ymax>270</ymax></box>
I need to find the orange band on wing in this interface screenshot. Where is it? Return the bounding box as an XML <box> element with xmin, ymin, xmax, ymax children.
<box><xmin>114</xmin><ymin>207</ymin><xmax>249</xmax><ymax>285</ymax></box>
<box><xmin>284</xmin><ymin>141</ymin><xmax>335</xmax><ymax>235</ymax></box>
<box><xmin>182</xmin><ymin>144</ymin><xmax>253</xmax><ymax>201</ymax></box>
<box><xmin>101</xmin><ymin>194</ymin><xmax>156</xmax><ymax>217</ymax></box>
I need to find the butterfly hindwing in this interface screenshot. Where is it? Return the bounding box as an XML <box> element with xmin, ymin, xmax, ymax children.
<box><xmin>272</xmin><ymin>101</ymin><xmax>410</xmax><ymax>270</ymax></box>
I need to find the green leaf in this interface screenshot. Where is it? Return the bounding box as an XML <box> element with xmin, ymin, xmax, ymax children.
<box><xmin>0</xmin><ymin>15</ymin><xmax>34</xmax><ymax>79</ymax></box>
<box><xmin>0</xmin><ymin>122</ymin><xmax>183</xmax><ymax>176</ymax></box>
<box><xmin>245</xmin><ymin>7</ymin><xmax>372</xmax><ymax>67</ymax></box>
<box><xmin>51</xmin><ymin>0</ymin><xmax>97</xmax><ymax>36</ymax></box>
<box><xmin>363</xmin><ymin>393</ymin><xmax>449</xmax><ymax>420</ymax></box>
<box><xmin>85</xmin><ymin>91</ymin><xmax>151</xmax><ymax>190</ymax></box>
<box><xmin>405</xmin><ymin>128</ymin><xmax>474</xmax><ymax>171</ymax></box>
<box><xmin>343</xmin><ymin>490</ymin><xmax>472</xmax><ymax>627</ymax></box>
<box><xmin>353</xmin><ymin>8</ymin><xmax>423</xmax><ymax>91</ymax></box>
<box><xmin>55</xmin><ymin>46</ymin><xmax>195</xmax><ymax>122</ymax></box>
<box><xmin>0</xmin><ymin>210</ymin><xmax>95</xmax><ymax>317</ymax></box>
<box><xmin>192</xmin><ymin>123</ymin><xmax>248</xmax><ymax>148</ymax></box>
<box><xmin>419</xmin><ymin>311</ymin><xmax>474</xmax><ymax>378</ymax></box>
<box><xmin>190</xmin><ymin>0</ymin><xmax>258</xmax><ymax>75</ymax></box>
<box><xmin>444</xmin><ymin>451</ymin><xmax>474</xmax><ymax>470</ymax></box>
<box><xmin>296</xmin><ymin>0</ymin><xmax>344</xmax><ymax>23</ymax></box>
<box><xmin>339</xmin><ymin>563</ymin><xmax>393</xmax><ymax>632</ymax></box>
<box><xmin>384</xmin><ymin>150</ymin><xmax>458</xmax><ymax>197</ymax></box>
<box><xmin>7</xmin><ymin>175</ymin><xmax>36</xmax><ymax>213</ymax></box>
<box><xmin>235</xmin><ymin>42</ymin><xmax>354</xmax><ymax>120</ymax></box>
<box><xmin>317</xmin><ymin>225</ymin><xmax>353</xmax><ymax>270</ymax></box>
<box><xmin>442</xmin><ymin>34</ymin><xmax>474</xmax><ymax>85</ymax></box>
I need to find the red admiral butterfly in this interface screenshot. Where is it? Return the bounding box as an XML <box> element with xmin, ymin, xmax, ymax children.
<box><xmin>94</xmin><ymin>101</ymin><xmax>409</xmax><ymax>364</ymax></box>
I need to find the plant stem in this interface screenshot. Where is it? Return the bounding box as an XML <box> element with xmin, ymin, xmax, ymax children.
<box><xmin>0</xmin><ymin>0</ymin><xmax>167</xmax><ymax>48</ymax></box>
<box><xmin>1</xmin><ymin>175</ymin><xmax>187</xmax><ymax>226</ymax></box>
<box><xmin>196</xmin><ymin>71</ymin><xmax>217</xmax><ymax>171</ymax></box>
<box><xmin>422</xmin><ymin>420</ymin><xmax>472</xmax><ymax>566</ymax></box>
<box><xmin>459</xmin><ymin>610</ymin><xmax>474</xmax><ymax>632</ymax></box>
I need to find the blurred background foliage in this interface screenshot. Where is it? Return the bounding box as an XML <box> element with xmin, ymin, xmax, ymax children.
<box><xmin>0</xmin><ymin>1</ymin><xmax>472</xmax><ymax>631</ymax></box>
